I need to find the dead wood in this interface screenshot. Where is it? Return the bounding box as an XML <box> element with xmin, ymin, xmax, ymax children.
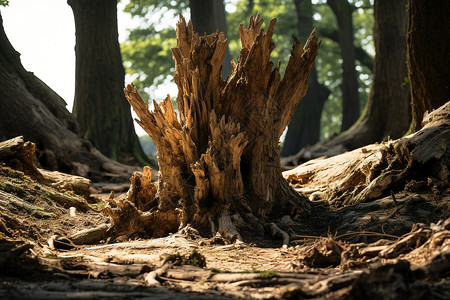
<box><xmin>144</xmin><ymin>264</ymin><xmax>170</xmax><ymax>287</ymax></box>
<box><xmin>0</xmin><ymin>136</ymin><xmax>94</xmax><ymax>210</ymax></box>
<box><xmin>105</xmin><ymin>13</ymin><xmax>320</xmax><ymax>244</ymax></box>
<box><xmin>284</xmin><ymin>101</ymin><xmax>450</xmax><ymax>206</ymax></box>
<box><xmin>5</xmin><ymin>216</ymin><xmax>448</xmax><ymax>299</ymax></box>
<box><xmin>39</xmin><ymin>169</ymin><xmax>91</xmax><ymax>198</ymax></box>
<box><xmin>69</xmin><ymin>224</ymin><xmax>112</xmax><ymax>245</ymax></box>
<box><xmin>378</xmin><ymin>227</ymin><xmax>429</xmax><ymax>258</ymax></box>
<box><xmin>0</xmin><ymin>136</ymin><xmax>44</xmax><ymax>180</ymax></box>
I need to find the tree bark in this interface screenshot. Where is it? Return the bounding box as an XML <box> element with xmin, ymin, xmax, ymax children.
<box><xmin>281</xmin><ymin>0</ymin><xmax>330</xmax><ymax>157</ymax></box>
<box><xmin>189</xmin><ymin>0</ymin><xmax>233</xmax><ymax>78</ymax></box>
<box><xmin>68</xmin><ymin>0</ymin><xmax>148</xmax><ymax>164</ymax></box>
<box><xmin>0</xmin><ymin>11</ymin><xmax>140</xmax><ymax>181</ymax></box>
<box><xmin>333</xmin><ymin>0</ymin><xmax>410</xmax><ymax>147</ymax></box>
<box><xmin>106</xmin><ymin>15</ymin><xmax>320</xmax><ymax>242</ymax></box>
<box><xmin>407</xmin><ymin>0</ymin><xmax>450</xmax><ymax>131</ymax></box>
<box><xmin>327</xmin><ymin>0</ymin><xmax>360</xmax><ymax>132</ymax></box>
<box><xmin>282</xmin><ymin>0</ymin><xmax>410</xmax><ymax>166</ymax></box>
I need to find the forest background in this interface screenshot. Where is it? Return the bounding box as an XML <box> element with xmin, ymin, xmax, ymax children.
<box><xmin>1</xmin><ymin>0</ymin><xmax>377</xmax><ymax>160</ymax></box>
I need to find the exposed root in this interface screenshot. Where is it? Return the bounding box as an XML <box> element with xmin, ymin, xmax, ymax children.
<box><xmin>285</xmin><ymin>102</ymin><xmax>450</xmax><ymax>207</ymax></box>
<box><xmin>266</xmin><ymin>222</ymin><xmax>290</xmax><ymax>247</ymax></box>
<box><xmin>143</xmin><ymin>263</ymin><xmax>169</xmax><ymax>287</ymax></box>
<box><xmin>218</xmin><ymin>210</ymin><xmax>244</xmax><ymax>243</ymax></box>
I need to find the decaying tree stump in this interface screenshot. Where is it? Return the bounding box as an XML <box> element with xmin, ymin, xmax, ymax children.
<box><xmin>104</xmin><ymin>14</ymin><xmax>320</xmax><ymax>242</ymax></box>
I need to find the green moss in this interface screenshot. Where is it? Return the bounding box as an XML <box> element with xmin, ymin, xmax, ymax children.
<box><xmin>0</xmin><ymin>181</ymin><xmax>27</xmax><ymax>198</ymax></box>
<box><xmin>95</xmin><ymin>201</ymin><xmax>106</xmax><ymax>211</ymax></box>
<box><xmin>209</xmin><ymin>268</ymin><xmax>231</xmax><ymax>274</ymax></box>
<box><xmin>162</xmin><ymin>250</ymin><xmax>206</xmax><ymax>268</ymax></box>
<box><xmin>256</xmin><ymin>270</ymin><xmax>278</xmax><ymax>279</ymax></box>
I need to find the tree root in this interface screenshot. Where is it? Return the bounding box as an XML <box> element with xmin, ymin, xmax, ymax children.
<box><xmin>266</xmin><ymin>222</ymin><xmax>290</xmax><ymax>247</ymax></box>
<box><xmin>285</xmin><ymin>101</ymin><xmax>450</xmax><ymax>207</ymax></box>
<box><xmin>218</xmin><ymin>210</ymin><xmax>244</xmax><ymax>243</ymax></box>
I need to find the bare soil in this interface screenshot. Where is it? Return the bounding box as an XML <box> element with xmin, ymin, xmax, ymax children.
<box><xmin>1</xmin><ymin>162</ymin><xmax>449</xmax><ymax>299</ymax></box>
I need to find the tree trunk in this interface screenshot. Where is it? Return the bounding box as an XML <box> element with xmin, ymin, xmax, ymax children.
<box><xmin>189</xmin><ymin>0</ymin><xmax>233</xmax><ymax>78</ymax></box>
<box><xmin>0</xmin><ymin>11</ymin><xmax>139</xmax><ymax>181</ymax></box>
<box><xmin>281</xmin><ymin>0</ymin><xmax>330</xmax><ymax>157</ymax></box>
<box><xmin>105</xmin><ymin>15</ymin><xmax>320</xmax><ymax>242</ymax></box>
<box><xmin>332</xmin><ymin>0</ymin><xmax>410</xmax><ymax>147</ymax></box>
<box><xmin>407</xmin><ymin>0</ymin><xmax>450</xmax><ymax>131</ymax></box>
<box><xmin>68</xmin><ymin>0</ymin><xmax>148</xmax><ymax>164</ymax></box>
<box><xmin>320</xmin><ymin>27</ymin><xmax>374</xmax><ymax>71</ymax></box>
<box><xmin>327</xmin><ymin>0</ymin><xmax>360</xmax><ymax>132</ymax></box>
<box><xmin>282</xmin><ymin>0</ymin><xmax>410</xmax><ymax>166</ymax></box>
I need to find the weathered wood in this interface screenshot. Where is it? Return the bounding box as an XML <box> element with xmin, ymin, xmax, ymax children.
<box><xmin>0</xmin><ymin>136</ymin><xmax>44</xmax><ymax>180</ymax></box>
<box><xmin>69</xmin><ymin>224</ymin><xmax>112</xmax><ymax>245</ymax></box>
<box><xmin>284</xmin><ymin>101</ymin><xmax>450</xmax><ymax>206</ymax></box>
<box><xmin>39</xmin><ymin>169</ymin><xmax>91</xmax><ymax>198</ymax></box>
<box><xmin>110</xmin><ymin>14</ymin><xmax>320</xmax><ymax>243</ymax></box>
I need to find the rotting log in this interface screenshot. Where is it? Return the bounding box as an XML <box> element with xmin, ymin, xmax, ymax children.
<box><xmin>104</xmin><ymin>14</ymin><xmax>320</xmax><ymax>242</ymax></box>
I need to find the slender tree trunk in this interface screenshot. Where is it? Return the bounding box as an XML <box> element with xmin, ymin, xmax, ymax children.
<box><xmin>320</xmin><ymin>28</ymin><xmax>373</xmax><ymax>71</ymax></box>
<box><xmin>0</xmin><ymin>11</ymin><xmax>138</xmax><ymax>180</ymax></box>
<box><xmin>281</xmin><ymin>0</ymin><xmax>330</xmax><ymax>157</ymax></box>
<box><xmin>327</xmin><ymin>0</ymin><xmax>360</xmax><ymax>132</ymax></box>
<box><xmin>407</xmin><ymin>0</ymin><xmax>450</xmax><ymax>131</ymax></box>
<box><xmin>105</xmin><ymin>15</ymin><xmax>320</xmax><ymax>242</ymax></box>
<box><xmin>189</xmin><ymin>0</ymin><xmax>233</xmax><ymax>78</ymax></box>
<box><xmin>68</xmin><ymin>0</ymin><xmax>148</xmax><ymax>164</ymax></box>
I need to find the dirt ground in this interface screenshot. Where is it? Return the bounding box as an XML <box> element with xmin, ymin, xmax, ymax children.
<box><xmin>1</xmin><ymin>163</ymin><xmax>450</xmax><ymax>299</ymax></box>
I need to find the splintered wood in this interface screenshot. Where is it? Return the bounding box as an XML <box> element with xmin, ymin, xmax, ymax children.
<box><xmin>109</xmin><ymin>14</ymin><xmax>320</xmax><ymax>242</ymax></box>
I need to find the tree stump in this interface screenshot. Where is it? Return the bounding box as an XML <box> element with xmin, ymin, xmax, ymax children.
<box><xmin>105</xmin><ymin>15</ymin><xmax>320</xmax><ymax>242</ymax></box>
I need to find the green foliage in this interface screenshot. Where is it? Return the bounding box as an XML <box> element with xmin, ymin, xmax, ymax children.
<box><xmin>121</xmin><ymin>0</ymin><xmax>375</xmax><ymax>140</ymax></box>
<box><xmin>121</xmin><ymin>0</ymin><xmax>186</xmax><ymax>99</ymax></box>
<box><xmin>313</xmin><ymin>1</ymin><xmax>374</xmax><ymax>138</ymax></box>
<box><xmin>0</xmin><ymin>0</ymin><xmax>9</xmax><ymax>7</ymax></box>
<box><xmin>124</xmin><ymin>0</ymin><xmax>188</xmax><ymax>19</ymax></box>
<box><xmin>162</xmin><ymin>250</ymin><xmax>207</xmax><ymax>268</ymax></box>
<box><xmin>122</xmin><ymin>25</ymin><xmax>177</xmax><ymax>100</ymax></box>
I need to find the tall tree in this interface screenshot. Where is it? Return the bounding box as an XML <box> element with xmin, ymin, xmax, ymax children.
<box><xmin>0</xmin><ymin>11</ymin><xmax>136</xmax><ymax>179</ymax></box>
<box><xmin>407</xmin><ymin>0</ymin><xmax>450</xmax><ymax>131</ymax></box>
<box><xmin>189</xmin><ymin>0</ymin><xmax>233</xmax><ymax>78</ymax></box>
<box><xmin>68</xmin><ymin>0</ymin><xmax>148</xmax><ymax>164</ymax></box>
<box><xmin>331</xmin><ymin>0</ymin><xmax>410</xmax><ymax>148</ymax></box>
<box><xmin>281</xmin><ymin>0</ymin><xmax>330</xmax><ymax>157</ymax></box>
<box><xmin>283</xmin><ymin>0</ymin><xmax>410</xmax><ymax>164</ymax></box>
<box><xmin>327</xmin><ymin>0</ymin><xmax>360</xmax><ymax>132</ymax></box>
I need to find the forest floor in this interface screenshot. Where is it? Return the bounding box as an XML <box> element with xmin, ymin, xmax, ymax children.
<box><xmin>1</xmin><ymin>161</ymin><xmax>450</xmax><ymax>299</ymax></box>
